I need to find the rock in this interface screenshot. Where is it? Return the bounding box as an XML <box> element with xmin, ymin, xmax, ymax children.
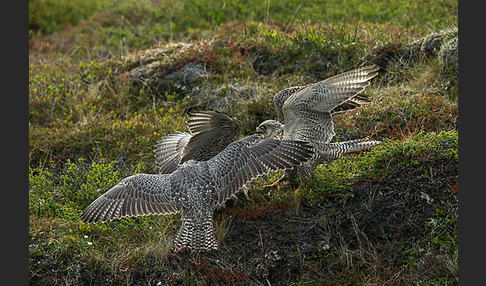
<box><xmin>419</xmin><ymin>32</ymin><xmax>444</xmax><ymax>55</ymax></box>
<box><xmin>369</xmin><ymin>29</ymin><xmax>457</xmax><ymax>69</ymax></box>
<box><xmin>157</xmin><ymin>62</ymin><xmax>211</xmax><ymax>96</ymax></box>
<box><xmin>439</xmin><ymin>32</ymin><xmax>458</xmax><ymax>69</ymax></box>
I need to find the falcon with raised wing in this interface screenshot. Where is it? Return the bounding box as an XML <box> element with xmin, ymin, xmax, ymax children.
<box><xmin>155</xmin><ymin>109</ymin><xmax>242</xmax><ymax>174</ymax></box>
<box><xmin>256</xmin><ymin>65</ymin><xmax>382</xmax><ymax>191</ymax></box>
<box><xmin>81</xmin><ymin>135</ymin><xmax>313</xmax><ymax>251</ymax></box>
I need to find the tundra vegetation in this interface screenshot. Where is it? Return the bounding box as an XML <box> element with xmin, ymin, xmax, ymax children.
<box><xmin>29</xmin><ymin>0</ymin><xmax>458</xmax><ymax>284</ymax></box>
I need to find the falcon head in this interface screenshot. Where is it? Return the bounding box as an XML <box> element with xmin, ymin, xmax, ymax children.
<box><xmin>256</xmin><ymin>120</ymin><xmax>284</xmax><ymax>140</ymax></box>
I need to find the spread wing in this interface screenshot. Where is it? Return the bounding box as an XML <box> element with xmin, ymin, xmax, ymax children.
<box><xmin>81</xmin><ymin>174</ymin><xmax>180</xmax><ymax>223</ymax></box>
<box><xmin>202</xmin><ymin>135</ymin><xmax>314</xmax><ymax>206</ymax></box>
<box><xmin>154</xmin><ymin>132</ymin><xmax>192</xmax><ymax>174</ymax></box>
<box><xmin>180</xmin><ymin>110</ymin><xmax>242</xmax><ymax>164</ymax></box>
<box><xmin>281</xmin><ymin>65</ymin><xmax>379</xmax><ymax>143</ymax></box>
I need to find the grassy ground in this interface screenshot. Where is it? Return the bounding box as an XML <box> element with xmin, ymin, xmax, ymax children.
<box><xmin>29</xmin><ymin>0</ymin><xmax>458</xmax><ymax>285</ymax></box>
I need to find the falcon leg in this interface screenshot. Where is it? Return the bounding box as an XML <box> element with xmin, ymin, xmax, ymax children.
<box><xmin>264</xmin><ymin>174</ymin><xmax>287</xmax><ymax>188</ymax></box>
<box><xmin>241</xmin><ymin>185</ymin><xmax>251</xmax><ymax>201</ymax></box>
<box><xmin>264</xmin><ymin>169</ymin><xmax>296</xmax><ymax>189</ymax></box>
<box><xmin>294</xmin><ymin>163</ymin><xmax>313</xmax><ymax>195</ymax></box>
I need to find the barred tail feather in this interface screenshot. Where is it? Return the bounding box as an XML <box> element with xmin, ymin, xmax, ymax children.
<box><xmin>339</xmin><ymin>138</ymin><xmax>382</xmax><ymax>154</ymax></box>
<box><xmin>173</xmin><ymin>213</ymin><xmax>217</xmax><ymax>251</ymax></box>
<box><xmin>318</xmin><ymin>139</ymin><xmax>381</xmax><ymax>161</ymax></box>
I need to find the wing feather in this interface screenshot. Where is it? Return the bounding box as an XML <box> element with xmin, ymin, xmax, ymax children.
<box><xmin>202</xmin><ymin>137</ymin><xmax>313</xmax><ymax>206</ymax></box>
<box><xmin>281</xmin><ymin>65</ymin><xmax>379</xmax><ymax>143</ymax></box>
<box><xmin>283</xmin><ymin>65</ymin><xmax>378</xmax><ymax>114</ymax></box>
<box><xmin>331</xmin><ymin>93</ymin><xmax>372</xmax><ymax>114</ymax></box>
<box><xmin>180</xmin><ymin>110</ymin><xmax>242</xmax><ymax>164</ymax></box>
<box><xmin>186</xmin><ymin>110</ymin><xmax>241</xmax><ymax>136</ymax></box>
<box><xmin>273</xmin><ymin>86</ymin><xmax>306</xmax><ymax>123</ymax></box>
<box><xmin>155</xmin><ymin>132</ymin><xmax>192</xmax><ymax>174</ymax></box>
<box><xmin>81</xmin><ymin>174</ymin><xmax>181</xmax><ymax>223</ymax></box>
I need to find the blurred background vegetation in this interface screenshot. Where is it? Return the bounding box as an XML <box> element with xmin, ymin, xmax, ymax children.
<box><xmin>30</xmin><ymin>0</ymin><xmax>457</xmax><ymax>57</ymax></box>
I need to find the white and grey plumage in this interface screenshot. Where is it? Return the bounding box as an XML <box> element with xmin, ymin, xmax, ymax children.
<box><xmin>81</xmin><ymin>135</ymin><xmax>313</xmax><ymax>251</ymax></box>
<box><xmin>155</xmin><ymin>110</ymin><xmax>242</xmax><ymax>174</ymax></box>
<box><xmin>256</xmin><ymin>65</ymin><xmax>382</xmax><ymax>190</ymax></box>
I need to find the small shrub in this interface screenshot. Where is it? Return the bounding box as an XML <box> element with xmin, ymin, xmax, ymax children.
<box><xmin>426</xmin><ymin>208</ymin><xmax>458</xmax><ymax>256</ymax></box>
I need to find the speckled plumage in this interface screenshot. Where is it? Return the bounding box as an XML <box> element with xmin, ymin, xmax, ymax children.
<box><xmin>257</xmin><ymin>65</ymin><xmax>381</xmax><ymax>189</ymax></box>
<box><xmin>155</xmin><ymin>110</ymin><xmax>242</xmax><ymax>174</ymax></box>
<box><xmin>81</xmin><ymin>136</ymin><xmax>313</xmax><ymax>251</ymax></box>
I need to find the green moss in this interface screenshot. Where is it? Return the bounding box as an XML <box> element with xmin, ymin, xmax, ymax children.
<box><xmin>368</xmin><ymin>130</ymin><xmax>456</xmax><ymax>175</ymax></box>
<box><xmin>426</xmin><ymin>208</ymin><xmax>458</xmax><ymax>256</ymax></box>
<box><xmin>301</xmin><ymin>131</ymin><xmax>457</xmax><ymax>205</ymax></box>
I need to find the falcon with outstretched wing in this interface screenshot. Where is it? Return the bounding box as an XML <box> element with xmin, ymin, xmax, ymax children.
<box><xmin>82</xmin><ymin>135</ymin><xmax>313</xmax><ymax>251</ymax></box>
<box><xmin>256</xmin><ymin>65</ymin><xmax>382</xmax><ymax>191</ymax></box>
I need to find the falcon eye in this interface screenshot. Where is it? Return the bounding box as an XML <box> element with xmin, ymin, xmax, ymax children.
<box><xmin>260</xmin><ymin>125</ymin><xmax>267</xmax><ymax>130</ymax></box>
